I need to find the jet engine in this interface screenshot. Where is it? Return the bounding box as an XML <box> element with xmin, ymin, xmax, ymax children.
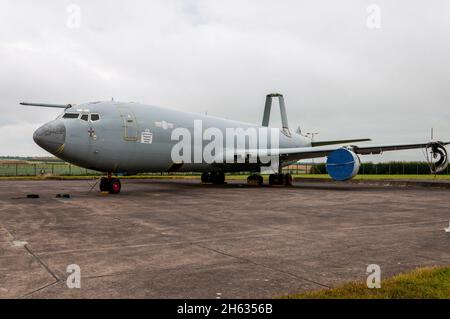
<box><xmin>426</xmin><ymin>142</ymin><xmax>449</xmax><ymax>174</ymax></box>
<box><xmin>326</xmin><ymin>148</ymin><xmax>361</xmax><ymax>181</ymax></box>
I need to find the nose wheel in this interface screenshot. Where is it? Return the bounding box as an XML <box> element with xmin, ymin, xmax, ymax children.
<box><xmin>100</xmin><ymin>176</ymin><xmax>121</xmax><ymax>194</ymax></box>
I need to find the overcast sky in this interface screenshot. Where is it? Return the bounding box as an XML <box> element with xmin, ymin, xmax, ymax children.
<box><xmin>0</xmin><ymin>0</ymin><xmax>449</xmax><ymax>161</ymax></box>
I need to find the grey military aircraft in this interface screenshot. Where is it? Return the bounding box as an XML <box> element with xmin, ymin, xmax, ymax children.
<box><xmin>22</xmin><ymin>93</ymin><xmax>449</xmax><ymax>194</ymax></box>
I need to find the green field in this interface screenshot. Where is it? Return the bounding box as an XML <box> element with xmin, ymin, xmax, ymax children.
<box><xmin>282</xmin><ymin>267</ymin><xmax>450</xmax><ymax>299</ymax></box>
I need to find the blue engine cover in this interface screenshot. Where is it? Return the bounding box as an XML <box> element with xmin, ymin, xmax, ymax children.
<box><xmin>326</xmin><ymin>148</ymin><xmax>361</xmax><ymax>181</ymax></box>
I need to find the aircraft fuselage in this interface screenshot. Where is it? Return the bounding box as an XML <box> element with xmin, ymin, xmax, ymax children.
<box><xmin>33</xmin><ymin>101</ymin><xmax>311</xmax><ymax>174</ymax></box>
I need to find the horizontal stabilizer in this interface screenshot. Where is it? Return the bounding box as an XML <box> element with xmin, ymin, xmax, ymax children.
<box><xmin>20</xmin><ymin>102</ymin><xmax>72</xmax><ymax>109</ymax></box>
<box><xmin>311</xmin><ymin>138</ymin><xmax>371</xmax><ymax>147</ymax></box>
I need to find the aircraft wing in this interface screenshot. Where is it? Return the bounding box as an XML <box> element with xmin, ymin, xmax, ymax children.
<box><xmin>311</xmin><ymin>138</ymin><xmax>371</xmax><ymax>147</ymax></box>
<box><xmin>220</xmin><ymin>141</ymin><xmax>448</xmax><ymax>166</ymax></box>
<box><xmin>276</xmin><ymin>141</ymin><xmax>450</xmax><ymax>162</ymax></box>
<box><xmin>225</xmin><ymin>141</ymin><xmax>450</xmax><ymax>162</ymax></box>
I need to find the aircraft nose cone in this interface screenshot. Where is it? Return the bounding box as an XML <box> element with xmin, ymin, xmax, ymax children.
<box><xmin>33</xmin><ymin>120</ymin><xmax>66</xmax><ymax>154</ymax></box>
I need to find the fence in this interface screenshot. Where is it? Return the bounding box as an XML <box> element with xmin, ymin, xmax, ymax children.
<box><xmin>0</xmin><ymin>163</ymin><xmax>101</xmax><ymax>176</ymax></box>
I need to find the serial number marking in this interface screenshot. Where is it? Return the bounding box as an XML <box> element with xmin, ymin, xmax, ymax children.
<box><xmin>177</xmin><ymin>303</ymin><xmax>272</xmax><ymax>316</ymax></box>
<box><xmin>221</xmin><ymin>303</ymin><xmax>273</xmax><ymax>315</ymax></box>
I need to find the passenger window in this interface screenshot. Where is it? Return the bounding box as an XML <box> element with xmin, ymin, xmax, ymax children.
<box><xmin>80</xmin><ymin>114</ymin><xmax>89</xmax><ymax>121</ymax></box>
<box><xmin>62</xmin><ymin>113</ymin><xmax>80</xmax><ymax>119</ymax></box>
<box><xmin>90</xmin><ymin>114</ymin><xmax>100</xmax><ymax>121</ymax></box>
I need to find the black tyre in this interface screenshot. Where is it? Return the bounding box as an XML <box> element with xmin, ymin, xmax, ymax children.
<box><xmin>99</xmin><ymin>177</ymin><xmax>111</xmax><ymax>192</ymax></box>
<box><xmin>284</xmin><ymin>173</ymin><xmax>293</xmax><ymax>186</ymax></box>
<box><xmin>212</xmin><ymin>172</ymin><xmax>225</xmax><ymax>184</ymax></box>
<box><xmin>269</xmin><ymin>173</ymin><xmax>285</xmax><ymax>186</ymax></box>
<box><xmin>248</xmin><ymin>174</ymin><xmax>263</xmax><ymax>186</ymax></box>
<box><xmin>201</xmin><ymin>172</ymin><xmax>211</xmax><ymax>183</ymax></box>
<box><xmin>269</xmin><ymin>174</ymin><xmax>276</xmax><ymax>185</ymax></box>
<box><xmin>257</xmin><ymin>175</ymin><xmax>264</xmax><ymax>186</ymax></box>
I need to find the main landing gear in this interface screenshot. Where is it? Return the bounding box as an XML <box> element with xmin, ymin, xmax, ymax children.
<box><xmin>201</xmin><ymin>171</ymin><xmax>226</xmax><ymax>185</ymax></box>
<box><xmin>200</xmin><ymin>171</ymin><xmax>293</xmax><ymax>187</ymax></box>
<box><xmin>247</xmin><ymin>174</ymin><xmax>264</xmax><ymax>186</ymax></box>
<box><xmin>99</xmin><ymin>174</ymin><xmax>121</xmax><ymax>194</ymax></box>
<box><xmin>247</xmin><ymin>173</ymin><xmax>293</xmax><ymax>186</ymax></box>
<box><xmin>268</xmin><ymin>173</ymin><xmax>293</xmax><ymax>186</ymax></box>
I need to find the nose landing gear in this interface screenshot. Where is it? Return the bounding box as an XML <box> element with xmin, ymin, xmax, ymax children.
<box><xmin>99</xmin><ymin>174</ymin><xmax>121</xmax><ymax>194</ymax></box>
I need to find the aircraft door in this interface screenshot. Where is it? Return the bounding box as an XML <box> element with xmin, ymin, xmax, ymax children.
<box><xmin>117</xmin><ymin>106</ymin><xmax>138</xmax><ymax>141</ymax></box>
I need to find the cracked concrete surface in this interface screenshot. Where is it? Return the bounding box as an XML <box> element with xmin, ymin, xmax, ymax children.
<box><xmin>0</xmin><ymin>179</ymin><xmax>449</xmax><ymax>298</ymax></box>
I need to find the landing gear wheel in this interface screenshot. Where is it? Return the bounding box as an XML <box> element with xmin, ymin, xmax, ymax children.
<box><xmin>202</xmin><ymin>172</ymin><xmax>225</xmax><ymax>184</ymax></box>
<box><xmin>212</xmin><ymin>172</ymin><xmax>225</xmax><ymax>185</ymax></box>
<box><xmin>269</xmin><ymin>173</ymin><xmax>290</xmax><ymax>186</ymax></box>
<box><xmin>257</xmin><ymin>175</ymin><xmax>263</xmax><ymax>186</ymax></box>
<box><xmin>110</xmin><ymin>178</ymin><xmax>121</xmax><ymax>194</ymax></box>
<box><xmin>201</xmin><ymin>172</ymin><xmax>212</xmax><ymax>183</ymax></box>
<box><xmin>284</xmin><ymin>173</ymin><xmax>293</xmax><ymax>186</ymax></box>
<box><xmin>99</xmin><ymin>177</ymin><xmax>121</xmax><ymax>194</ymax></box>
<box><xmin>247</xmin><ymin>174</ymin><xmax>263</xmax><ymax>186</ymax></box>
<box><xmin>269</xmin><ymin>173</ymin><xmax>279</xmax><ymax>186</ymax></box>
<box><xmin>100</xmin><ymin>177</ymin><xmax>111</xmax><ymax>192</ymax></box>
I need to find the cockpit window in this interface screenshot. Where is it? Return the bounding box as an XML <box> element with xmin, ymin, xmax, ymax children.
<box><xmin>80</xmin><ymin>114</ymin><xmax>89</xmax><ymax>121</ymax></box>
<box><xmin>62</xmin><ymin>113</ymin><xmax>79</xmax><ymax>119</ymax></box>
<box><xmin>90</xmin><ymin>114</ymin><xmax>100</xmax><ymax>121</ymax></box>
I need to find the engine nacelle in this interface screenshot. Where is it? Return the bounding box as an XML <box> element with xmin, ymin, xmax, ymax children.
<box><xmin>326</xmin><ymin>148</ymin><xmax>361</xmax><ymax>181</ymax></box>
<box><xmin>427</xmin><ymin>142</ymin><xmax>449</xmax><ymax>174</ymax></box>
